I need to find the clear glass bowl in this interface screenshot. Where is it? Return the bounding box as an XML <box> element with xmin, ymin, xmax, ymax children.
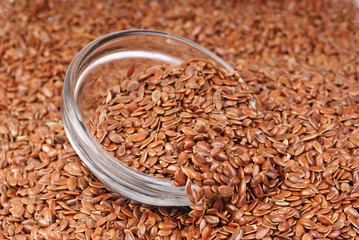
<box><xmin>61</xmin><ymin>30</ymin><xmax>236</xmax><ymax>206</ymax></box>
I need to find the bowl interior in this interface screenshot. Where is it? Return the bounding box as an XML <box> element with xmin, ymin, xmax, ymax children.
<box><xmin>73</xmin><ymin>31</ymin><xmax>234</xmax><ymax>128</ymax></box>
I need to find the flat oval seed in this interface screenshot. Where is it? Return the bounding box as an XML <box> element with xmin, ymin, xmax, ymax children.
<box><xmin>218</xmin><ymin>185</ymin><xmax>233</xmax><ymax>197</ymax></box>
<box><xmin>151</xmin><ymin>90</ymin><xmax>161</xmax><ymax>102</ymax></box>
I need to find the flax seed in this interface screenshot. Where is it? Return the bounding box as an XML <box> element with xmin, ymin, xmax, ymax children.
<box><xmin>3</xmin><ymin>1</ymin><xmax>359</xmax><ymax>239</ymax></box>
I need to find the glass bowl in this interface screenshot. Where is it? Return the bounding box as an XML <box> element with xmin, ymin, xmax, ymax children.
<box><xmin>61</xmin><ymin>30</ymin><xmax>237</xmax><ymax>206</ymax></box>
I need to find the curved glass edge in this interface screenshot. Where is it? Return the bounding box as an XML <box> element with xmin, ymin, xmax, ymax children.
<box><xmin>87</xmin><ymin>29</ymin><xmax>235</xmax><ymax>73</ymax></box>
<box><xmin>61</xmin><ymin>92</ymin><xmax>193</xmax><ymax>206</ymax></box>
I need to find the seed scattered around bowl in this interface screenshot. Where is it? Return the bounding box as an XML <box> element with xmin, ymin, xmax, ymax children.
<box><xmin>2</xmin><ymin>0</ymin><xmax>359</xmax><ymax>239</ymax></box>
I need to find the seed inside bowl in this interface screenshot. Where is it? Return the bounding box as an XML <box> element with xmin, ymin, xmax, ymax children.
<box><xmin>90</xmin><ymin>59</ymin><xmax>271</xmax><ymax>204</ymax></box>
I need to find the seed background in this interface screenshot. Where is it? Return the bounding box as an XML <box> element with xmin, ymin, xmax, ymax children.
<box><xmin>1</xmin><ymin>0</ymin><xmax>359</xmax><ymax>239</ymax></box>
